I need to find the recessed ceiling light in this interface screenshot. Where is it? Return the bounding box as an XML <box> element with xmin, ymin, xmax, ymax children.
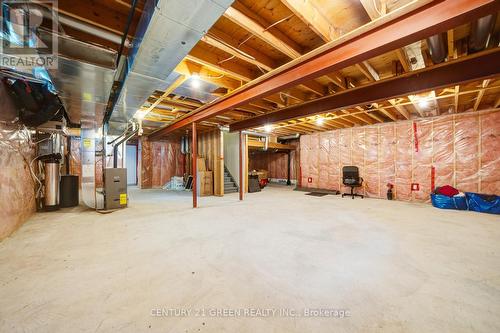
<box><xmin>264</xmin><ymin>124</ymin><xmax>273</xmax><ymax>133</ymax></box>
<box><xmin>316</xmin><ymin>117</ymin><xmax>324</xmax><ymax>125</ymax></box>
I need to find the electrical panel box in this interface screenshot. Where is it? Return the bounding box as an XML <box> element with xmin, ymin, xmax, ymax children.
<box><xmin>104</xmin><ymin>168</ymin><xmax>127</xmax><ymax>210</ymax></box>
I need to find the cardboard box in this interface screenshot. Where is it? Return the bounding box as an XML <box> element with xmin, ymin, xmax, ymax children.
<box><xmin>197</xmin><ymin>171</ymin><xmax>213</xmax><ymax>196</ymax></box>
<box><xmin>249</xmin><ymin>169</ymin><xmax>268</xmax><ymax>181</ymax></box>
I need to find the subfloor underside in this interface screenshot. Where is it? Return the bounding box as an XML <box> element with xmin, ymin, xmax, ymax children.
<box><xmin>1</xmin><ymin>185</ymin><xmax>499</xmax><ymax>332</ymax></box>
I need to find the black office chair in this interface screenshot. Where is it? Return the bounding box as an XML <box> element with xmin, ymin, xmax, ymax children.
<box><xmin>342</xmin><ymin>166</ymin><xmax>364</xmax><ymax>199</ymax></box>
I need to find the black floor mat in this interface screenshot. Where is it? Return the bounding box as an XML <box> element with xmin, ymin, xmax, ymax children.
<box><xmin>305</xmin><ymin>192</ymin><xmax>329</xmax><ymax>197</ymax></box>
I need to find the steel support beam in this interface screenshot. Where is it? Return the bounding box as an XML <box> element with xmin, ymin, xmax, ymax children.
<box><xmin>239</xmin><ymin>131</ymin><xmax>244</xmax><ymax>201</ymax></box>
<box><xmin>192</xmin><ymin>122</ymin><xmax>197</xmax><ymax>208</ymax></box>
<box><xmin>229</xmin><ymin>49</ymin><xmax>500</xmax><ymax>131</ymax></box>
<box><xmin>148</xmin><ymin>0</ymin><xmax>500</xmax><ymax>140</ymax></box>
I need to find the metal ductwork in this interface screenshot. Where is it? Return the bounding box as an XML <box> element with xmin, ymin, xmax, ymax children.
<box><xmin>469</xmin><ymin>14</ymin><xmax>497</xmax><ymax>53</ymax></box>
<box><xmin>242</xmin><ymin>131</ymin><xmax>269</xmax><ymax>138</ymax></box>
<box><xmin>107</xmin><ymin>0</ymin><xmax>234</xmax><ymax>135</ymax></box>
<box><xmin>426</xmin><ymin>33</ymin><xmax>447</xmax><ymax>64</ymax></box>
<box><xmin>279</xmin><ymin>134</ymin><xmax>300</xmax><ymax>141</ymax></box>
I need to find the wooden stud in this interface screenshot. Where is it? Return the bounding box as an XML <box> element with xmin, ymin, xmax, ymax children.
<box><xmin>447</xmin><ymin>29</ymin><xmax>455</xmax><ymax>60</ymax></box>
<box><xmin>473</xmin><ymin>79</ymin><xmax>491</xmax><ymax>111</ymax></box>
<box><xmin>454</xmin><ymin>85</ymin><xmax>460</xmax><ymax>112</ymax></box>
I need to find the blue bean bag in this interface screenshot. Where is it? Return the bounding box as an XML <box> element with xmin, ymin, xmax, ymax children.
<box><xmin>431</xmin><ymin>193</ymin><xmax>468</xmax><ymax>211</ymax></box>
<box><xmin>465</xmin><ymin>192</ymin><xmax>500</xmax><ymax>215</ymax></box>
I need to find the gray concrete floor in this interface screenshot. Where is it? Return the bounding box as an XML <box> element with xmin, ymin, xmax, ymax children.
<box><xmin>1</xmin><ymin>185</ymin><xmax>499</xmax><ymax>333</ymax></box>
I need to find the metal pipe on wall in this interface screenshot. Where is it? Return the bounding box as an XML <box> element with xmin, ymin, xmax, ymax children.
<box><xmin>112</xmin><ymin>128</ymin><xmax>138</xmax><ymax>168</ymax></box>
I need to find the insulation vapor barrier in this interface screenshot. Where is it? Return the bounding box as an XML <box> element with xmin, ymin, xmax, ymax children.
<box><xmin>249</xmin><ymin>149</ymin><xmax>298</xmax><ymax>181</ymax></box>
<box><xmin>138</xmin><ymin>137</ymin><xmax>183</xmax><ymax>189</ymax></box>
<box><xmin>0</xmin><ymin>124</ymin><xmax>36</xmax><ymax>239</ymax></box>
<box><xmin>300</xmin><ymin>110</ymin><xmax>500</xmax><ymax>202</ymax></box>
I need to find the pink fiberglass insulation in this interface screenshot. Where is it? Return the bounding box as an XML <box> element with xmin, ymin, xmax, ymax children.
<box><xmin>327</xmin><ymin>131</ymin><xmax>341</xmax><ymax>190</ymax></box>
<box><xmin>352</xmin><ymin>127</ymin><xmax>366</xmax><ymax>196</ymax></box>
<box><xmin>138</xmin><ymin>137</ymin><xmax>153</xmax><ymax>189</ymax></box>
<box><xmin>480</xmin><ymin>111</ymin><xmax>500</xmax><ymax>194</ymax></box>
<box><xmin>412</xmin><ymin>119</ymin><xmax>433</xmax><ymax>201</ymax></box>
<box><xmin>339</xmin><ymin>128</ymin><xmax>353</xmax><ymax>194</ymax></box>
<box><xmin>395</xmin><ymin>122</ymin><xmax>412</xmax><ymax>201</ymax></box>
<box><xmin>432</xmin><ymin>115</ymin><xmax>454</xmax><ymax>190</ymax></box>
<box><xmin>318</xmin><ymin>132</ymin><xmax>330</xmax><ymax>189</ymax></box>
<box><xmin>365</xmin><ymin>127</ymin><xmax>379</xmax><ymax>198</ymax></box>
<box><xmin>299</xmin><ymin>110</ymin><xmax>499</xmax><ymax>203</ymax></box>
<box><xmin>308</xmin><ymin>133</ymin><xmax>320</xmax><ymax>188</ymax></box>
<box><xmin>300</xmin><ymin>134</ymin><xmax>314</xmax><ymax>188</ymax></box>
<box><xmin>455</xmin><ymin>113</ymin><xmax>479</xmax><ymax>193</ymax></box>
<box><xmin>379</xmin><ymin>124</ymin><xmax>396</xmax><ymax>199</ymax></box>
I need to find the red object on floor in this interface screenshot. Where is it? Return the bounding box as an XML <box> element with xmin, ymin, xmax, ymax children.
<box><xmin>437</xmin><ymin>185</ymin><xmax>459</xmax><ymax>197</ymax></box>
<box><xmin>259</xmin><ymin>178</ymin><xmax>269</xmax><ymax>188</ymax></box>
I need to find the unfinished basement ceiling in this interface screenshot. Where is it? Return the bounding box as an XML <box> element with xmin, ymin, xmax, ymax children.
<box><xmin>139</xmin><ymin>0</ymin><xmax>500</xmax><ymax>138</ymax></box>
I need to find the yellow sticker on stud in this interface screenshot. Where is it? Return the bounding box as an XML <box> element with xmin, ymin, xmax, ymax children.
<box><xmin>119</xmin><ymin>193</ymin><xmax>127</xmax><ymax>205</ymax></box>
<box><xmin>83</xmin><ymin>138</ymin><xmax>92</xmax><ymax>148</ymax></box>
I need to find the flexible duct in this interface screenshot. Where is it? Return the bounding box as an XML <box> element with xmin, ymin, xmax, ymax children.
<box><xmin>426</xmin><ymin>33</ymin><xmax>447</xmax><ymax>64</ymax></box>
<box><xmin>469</xmin><ymin>14</ymin><xmax>497</xmax><ymax>53</ymax></box>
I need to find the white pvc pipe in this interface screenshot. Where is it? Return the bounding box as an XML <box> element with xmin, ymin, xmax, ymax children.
<box><xmin>58</xmin><ymin>15</ymin><xmax>132</xmax><ymax>48</ymax></box>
